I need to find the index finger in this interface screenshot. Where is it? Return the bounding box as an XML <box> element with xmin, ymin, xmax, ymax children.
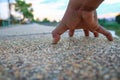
<box><xmin>52</xmin><ymin>22</ymin><xmax>68</xmax><ymax>44</ymax></box>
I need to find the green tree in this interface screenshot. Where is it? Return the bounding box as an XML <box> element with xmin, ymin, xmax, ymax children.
<box><xmin>98</xmin><ymin>18</ymin><xmax>106</xmax><ymax>25</ymax></box>
<box><xmin>15</xmin><ymin>0</ymin><xmax>34</xmax><ymax>23</ymax></box>
<box><xmin>42</xmin><ymin>18</ymin><xmax>50</xmax><ymax>23</ymax></box>
<box><xmin>115</xmin><ymin>14</ymin><xmax>120</xmax><ymax>24</ymax></box>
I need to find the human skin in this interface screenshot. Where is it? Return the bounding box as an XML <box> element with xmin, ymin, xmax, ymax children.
<box><xmin>52</xmin><ymin>0</ymin><xmax>113</xmax><ymax>44</ymax></box>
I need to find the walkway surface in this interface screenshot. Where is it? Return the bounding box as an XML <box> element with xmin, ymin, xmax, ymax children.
<box><xmin>0</xmin><ymin>23</ymin><xmax>55</xmax><ymax>37</ymax></box>
<box><xmin>0</xmin><ymin>23</ymin><xmax>118</xmax><ymax>38</ymax></box>
<box><xmin>0</xmin><ymin>24</ymin><xmax>120</xmax><ymax>80</ymax></box>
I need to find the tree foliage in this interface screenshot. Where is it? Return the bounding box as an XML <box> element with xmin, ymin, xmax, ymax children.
<box><xmin>15</xmin><ymin>0</ymin><xmax>34</xmax><ymax>21</ymax></box>
<box><xmin>98</xmin><ymin>18</ymin><xmax>106</xmax><ymax>25</ymax></box>
<box><xmin>115</xmin><ymin>14</ymin><xmax>120</xmax><ymax>24</ymax></box>
<box><xmin>42</xmin><ymin>18</ymin><xmax>50</xmax><ymax>23</ymax></box>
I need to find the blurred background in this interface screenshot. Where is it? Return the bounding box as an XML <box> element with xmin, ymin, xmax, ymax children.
<box><xmin>0</xmin><ymin>0</ymin><xmax>120</xmax><ymax>37</ymax></box>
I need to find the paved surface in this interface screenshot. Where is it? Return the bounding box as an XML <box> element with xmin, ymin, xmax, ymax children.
<box><xmin>0</xmin><ymin>32</ymin><xmax>120</xmax><ymax>80</ymax></box>
<box><xmin>0</xmin><ymin>23</ymin><xmax>118</xmax><ymax>38</ymax></box>
<box><xmin>0</xmin><ymin>23</ymin><xmax>55</xmax><ymax>37</ymax></box>
<box><xmin>0</xmin><ymin>24</ymin><xmax>120</xmax><ymax>80</ymax></box>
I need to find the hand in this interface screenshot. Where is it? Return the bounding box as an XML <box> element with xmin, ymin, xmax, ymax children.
<box><xmin>52</xmin><ymin>0</ymin><xmax>113</xmax><ymax>44</ymax></box>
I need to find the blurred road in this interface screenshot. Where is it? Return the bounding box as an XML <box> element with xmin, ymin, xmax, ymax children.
<box><xmin>0</xmin><ymin>23</ymin><xmax>118</xmax><ymax>38</ymax></box>
<box><xmin>0</xmin><ymin>23</ymin><xmax>55</xmax><ymax>37</ymax></box>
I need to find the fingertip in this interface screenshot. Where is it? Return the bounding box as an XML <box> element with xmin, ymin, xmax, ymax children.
<box><xmin>52</xmin><ymin>31</ymin><xmax>60</xmax><ymax>44</ymax></box>
<box><xmin>85</xmin><ymin>34</ymin><xmax>89</xmax><ymax>37</ymax></box>
<box><xmin>52</xmin><ymin>38</ymin><xmax>60</xmax><ymax>44</ymax></box>
<box><xmin>84</xmin><ymin>30</ymin><xmax>89</xmax><ymax>37</ymax></box>
<box><xmin>93</xmin><ymin>32</ymin><xmax>99</xmax><ymax>37</ymax></box>
<box><xmin>69</xmin><ymin>30</ymin><xmax>75</xmax><ymax>37</ymax></box>
<box><xmin>106</xmin><ymin>32</ymin><xmax>113</xmax><ymax>41</ymax></box>
<box><xmin>96</xmin><ymin>26</ymin><xmax>113</xmax><ymax>41</ymax></box>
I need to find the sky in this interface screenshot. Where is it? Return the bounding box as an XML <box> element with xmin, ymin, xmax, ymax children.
<box><xmin>0</xmin><ymin>0</ymin><xmax>120</xmax><ymax>21</ymax></box>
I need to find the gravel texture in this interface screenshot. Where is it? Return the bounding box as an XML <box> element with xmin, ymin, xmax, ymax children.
<box><xmin>0</xmin><ymin>31</ymin><xmax>120</xmax><ymax>80</ymax></box>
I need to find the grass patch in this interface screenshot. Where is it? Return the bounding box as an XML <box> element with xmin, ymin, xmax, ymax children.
<box><xmin>100</xmin><ymin>21</ymin><xmax>120</xmax><ymax>37</ymax></box>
